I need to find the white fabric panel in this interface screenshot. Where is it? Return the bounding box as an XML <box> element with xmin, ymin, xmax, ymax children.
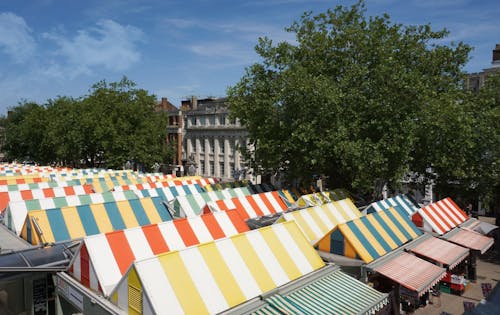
<box><xmin>159</xmin><ymin>222</ymin><xmax>186</xmax><ymax>251</ymax></box>
<box><xmin>84</xmin><ymin>236</ymin><xmax>122</xmax><ymax>296</ymax></box>
<box><xmin>245</xmin><ymin>231</ymin><xmax>287</xmax><ymax>287</ymax></box>
<box><xmin>273</xmin><ymin>223</ymin><xmax>314</xmax><ymax>275</ymax></box>
<box><xmin>216</xmin><ymin>238</ymin><xmax>261</xmax><ymax>300</ymax></box>
<box><xmin>213</xmin><ymin>212</ymin><xmax>238</xmax><ymax>236</ymax></box>
<box><xmin>180</xmin><ymin>248</ymin><xmax>229</xmax><ymax>314</ymax></box>
<box><xmin>189</xmin><ymin>216</ymin><xmax>214</xmax><ymax>243</ymax></box>
<box><xmin>136</xmin><ymin>258</ymin><xmax>184</xmax><ymax>314</ymax></box>
<box><xmin>124</xmin><ymin>229</ymin><xmax>154</xmax><ymax>261</ymax></box>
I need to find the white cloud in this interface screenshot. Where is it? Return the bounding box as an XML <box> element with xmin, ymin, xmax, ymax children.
<box><xmin>0</xmin><ymin>12</ymin><xmax>36</xmax><ymax>63</ymax></box>
<box><xmin>42</xmin><ymin>19</ymin><xmax>144</xmax><ymax>76</ymax></box>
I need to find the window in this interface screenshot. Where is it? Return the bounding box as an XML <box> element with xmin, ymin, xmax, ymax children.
<box><xmin>192</xmin><ymin>117</ymin><xmax>197</xmax><ymax>126</ymax></box>
<box><xmin>128</xmin><ymin>285</ymin><xmax>142</xmax><ymax>313</ymax></box>
<box><xmin>220</xmin><ymin>115</ymin><xmax>226</xmax><ymax>125</ymax></box>
<box><xmin>219</xmin><ymin>162</ymin><xmax>224</xmax><ymax>177</ymax></box>
<box><xmin>220</xmin><ymin>140</ymin><xmax>224</xmax><ymax>154</ymax></box>
<box><xmin>209</xmin><ymin>162</ymin><xmax>214</xmax><ymax>176</ymax></box>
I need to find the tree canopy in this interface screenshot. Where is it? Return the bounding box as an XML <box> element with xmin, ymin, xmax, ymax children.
<box><xmin>227</xmin><ymin>1</ymin><xmax>496</xmax><ymax>200</ymax></box>
<box><xmin>2</xmin><ymin>77</ymin><xmax>174</xmax><ymax>170</ymax></box>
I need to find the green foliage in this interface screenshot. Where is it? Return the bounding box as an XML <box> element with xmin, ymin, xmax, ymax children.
<box><xmin>2</xmin><ymin>76</ymin><xmax>171</xmax><ymax>170</ymax></box>
<box><xmin>227</xmin><ymin>0</ymin><xmax>472</xmax><ymax>195</ymax></box>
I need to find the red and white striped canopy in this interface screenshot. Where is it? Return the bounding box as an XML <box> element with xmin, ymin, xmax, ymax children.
<box><xmin>416</xmin><ymin>197</ymin><xmax>468</xmax><ymax>235</ymax></box>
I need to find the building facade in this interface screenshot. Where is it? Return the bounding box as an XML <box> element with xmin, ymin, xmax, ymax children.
<box><xmin>466</xmin><ymin>44</ymin><xmax>500</xmax><ymax>91</ymax></box>
<box><xmin>164</xmin><ymin>96</ymin><xmax>249</xmax><ymax>181</ymax></box>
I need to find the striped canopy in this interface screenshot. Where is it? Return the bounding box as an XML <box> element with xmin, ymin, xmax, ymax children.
<box><xmin>414</xmin><ymin>197</ymin><xmax>468</xmax><ymax>235</ymax></box>
<box><xmin>173</xmin><ymin>188</ymin><xmax>252</xmax><ymax>217</ymax></box>
<box><xmin>144</xmin><ymin>173</ymin><xmax>177</xmax><ymax>183</ymax></box>
<box><xmin>5</xmin><ymin>190</ymin><xmax>138</xmax><ymax>235</ymax></box>
<box><xmin>295</xmin><ymin>192</ymin><xmax>331</xmax><ymax>208</ymax></box>
<box><xmin>252</xmin><ymin>267</ymin><xmax>389</xmax><ymax>315</ymax></box>
<box><xmin>317</xmin><ymin>207</ymin><xmax>422</xmax><ymax>263</ymax></box>
<box><xmin>21</xmin><ymin>197</ymin><xmax>172</xmax><ymax>244</ymax></box>
<box><xmin>113</xmin><ymin>180</ymin><xmax>188</xmax><ymax>191</ymax></box>
<box><xmin>204</xmin><ymin>191</ymin><xmax>290</xmax><ymax>220</ymax></box>
<box><xmin>365</xmin><ymin>194</ymin><xmax>419</xmax><ymax>217</ymax></box>
<box><xmin>443</xmin><ymin>228</ymin><xmax>494</xmax><ymax>254</ymax></box>
<box><xmin>0</xmin><ymin>185</ymin><xmax>94</xmax><ymax>213</ymax></box>
<box><xmin>279</xmin><ymin>199</ymin><xmax>362</xmax><ymax>245</ymax></box>
<box><xmin>370</xmin><ymin>251</ymin><xmax>446</xmax><ymax>296</ymax></box>
<box><xmin>0</xmin><ymin>181</ymin><xmax>80</xmax><ymax>192</ymax></box>
<box><xmin>132</xmin><ymin>184</ymin><xmax>205</xmax><ymax>202</ymax></box>
<box><xmin>72</xmin><ymin>209</ymin><xmax>249</xmax><ymax>296</ymax></box>
<box><xmin>111</xmin><ymin>221</ymin><xmax>325</xmax><ymax>315</ymax></box>
<box><xmin>404</xmin><ymin>233</ymin><xmax>469</xmax><ymax>269</ymax></box>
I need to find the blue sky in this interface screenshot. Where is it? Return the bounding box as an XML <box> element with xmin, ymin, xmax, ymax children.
<box><xmin>0</xmin><ymin>0</ymin><xmax>498</xmax><ymax>115</ymax></box>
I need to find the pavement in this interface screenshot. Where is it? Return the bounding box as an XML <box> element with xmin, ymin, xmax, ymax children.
<box><xmin>414</xmin><ymin>217</ymin><xmax>500</xmax><ymax>315</ymax></box>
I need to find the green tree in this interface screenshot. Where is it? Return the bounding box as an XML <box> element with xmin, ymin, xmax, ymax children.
<box><xmin>227</xmin><ymin>1</ymin><xmax>471</xmax><ymax>196</ymax></box>
<box><xmin>3</xmin><ymin>101</ymin><xmax>49</xmax><ymax>162</ymax></box>
<box><xmin>44</xmin><ymin>96</ymin><xmax>85</xmax><ymax>166</ymax></box>
<box><xmin>81</xmin><ymin>76</ymin><xmax>169</xmax><ymax>169</ymax></box>
<box><xmin>3</xmin><ymin>77</ymin><xmax>171</xmax><ymax>171</ymax></box>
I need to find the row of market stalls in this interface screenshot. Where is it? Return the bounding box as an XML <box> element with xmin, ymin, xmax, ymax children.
<box><xmin>0</xmin><ymin>163</ymin><xmax>497</xmax><ymax>314</ymax></box>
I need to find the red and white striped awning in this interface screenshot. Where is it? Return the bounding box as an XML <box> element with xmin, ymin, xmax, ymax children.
<box><xmin>372</xmin><ymin>251</ymin><xmax>446</xmax><ymax>296</ymax></box>
<box><xmin>416</xmin><ymin>198</ymin><xmax>469</xmax><ymax>235</ymax></box>
<box><xmin>444</xmin><ymin>228</ymin><xmax>494</xmax><ymax>254</ymax></box>
<box><xmin>405</xmin><ymin>234</ymin><xmax>469</xmax><ymax>269</ymax></box>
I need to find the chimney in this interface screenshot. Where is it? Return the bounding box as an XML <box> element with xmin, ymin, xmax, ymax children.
<box><xmin>161</xmin><ymin>97</ymin><xmax>168</xmax><ymax>110</ymax></box>
<box><xmin>191</xmin><ymin>96</ymin><xmax>198</xmax><ymax>110</ymax></box>
<box><xmin>492</xmin><ymin>44</ymin><xmax>500</xmax><ymax>64</ymax></box>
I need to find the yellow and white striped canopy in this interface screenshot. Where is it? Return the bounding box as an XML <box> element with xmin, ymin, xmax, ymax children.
<box><xmin>112</xmin><ymin>221</ymin><xmax>325</xmax><ymax>315</ymax></box>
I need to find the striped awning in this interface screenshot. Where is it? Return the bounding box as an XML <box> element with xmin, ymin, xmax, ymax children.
<box><xmin>443</xmin><ymin>228</ymin><xmax>494</xmax><ymax>254</ymax></box>
<box><xmin>132</xmin><ymin>184</ymin><xmax>205</xmax><ymax>202</ymax></box>
<box><xmin>366</xmin><ymin>194</ymin><xmax>419</xmax><ymax>217</ymax></box>
<box><xmin>111</xmin><ymin>221</ymin><xmax>325</xmax><ymax>314</ymax></box>
<box><xmin>317</xmin><ymin>207</ymin><xmax>422</xmax><ymax>263</ymax></box>
<box><xmin>295</xmin><ymin>193</ymin><xmax>330</xmax><ymax>208</ymax></box>
<box><xmin>22</xmin><ymin>196</ymin><xmax>172</xmax><ymax>244</ymax></box>
<box><xmin>173</xmin><ymin>188</ymin><xmax>252</xmax><ymax>217</ymax></box>
<box><xmin>370</xmin><ymin>251</ymin><xmax>446</xmax><ymax>296</ymax></box>
<box><xmin>73</xmin><ymin>209</ymin><xmax>248</xmax><ymax>296</ymax></box>
<box><xmin>247</xmin><ymin>266</ymin><xmax>388</xmax><ymax>315</ymax></box>
<box><xmin>0</xmin><ymin>185</ymin><xmax>94</xmax><ymax>213</ymax></box>
<box><xmin>5</xmin><ymin>190</ymin><xmax>138</xmax><ymax>235</ymax></box>
<box><xmin>460</xmin><ymin>218</ymin><xmax>499</xmax><ymax>235</ymax></box>
<box><xmin>204</xmin><ymin>191</ymin><xmax>289</xmax><ymax>220</ymax></box>
<box><xmin>416</xmin><ymin>197</ymin><xmax>469</xmax><ymax>235</ymax></box>
<box><xmin>279</xmin><ymin>199</ymin><xmax>362</xmax><ymax>245</ymax></box>
<box><xmin>404</xmin><ymin>234</ymin><xmax>469</xmax><ymax>269</ymax></box>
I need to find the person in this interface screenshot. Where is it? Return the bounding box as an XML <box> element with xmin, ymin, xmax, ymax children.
<box><xmin>465</xmin><ymin>203</ymin><xmax>473</xmax><ymax>216</ymax></box>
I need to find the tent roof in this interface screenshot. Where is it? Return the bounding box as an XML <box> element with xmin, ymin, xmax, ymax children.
<box><xmin>113</xmin><ymin>221</ymin><xmax>324</xmax><ymax>314</ymax></box>
<box><xmin>443</xmin><ymin>228</ymin><xmax>494</xmax><ymax>254</ymax></box>
<box><xmin>320</xmin><ymin>207</ymin><xmax>422</xmax><ymax>263</ymax></box>
<box><xmin>6</xmin><ymin>190</ymin><xmax>138</xmax><ymax>235</ymax></box>
<box><xmin>416</xmin><ymin>197</ymin><xmax>469</xmax><ymax>235</ymax></box>
<box><xmin>404</xmin><ymin>233</ymin><xmax>469</xmax><ymax>269</ymax></box>
<box><xmin>24</xmin><ymin>196</ymin><xmax>172</xmax><ymax>244</ymax></box>
<box><xmin>245</xmin><ymin>265</ymin><xmax>389</xmax><ymax>315</ymax></box>
<box><xmin>366</xmin><ymin>194</ymin><xmax>419</xmax><ymax>217</ymax></box>
<box><xmin>205</xmin><ymin>191</ymin><xmax>289</xmax><ymax>220</ymax></box>
<box><xmin>279</xmin><ymin>199</ymin><xmax>362</xmax><ymax>245</ymax></box>
<box><xmin>173</xmin><ymin>189</ymin><xmax>249</xmax><ymax>217</ymax></box>
<box><xmin>79</xmin><ymin>209</ymin><xmax>249</xmax><ymax>296</ymax></box>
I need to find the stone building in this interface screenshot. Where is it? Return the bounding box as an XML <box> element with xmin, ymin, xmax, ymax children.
<box><xmin>466</xmin><ymin>44</ymin><xmax>500</xmax><ymax>91</ymax></box>
<box><xmin>162</xmin><ymin>96</ymin><xmax>249</xmax><ymax>181</ymax></box>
